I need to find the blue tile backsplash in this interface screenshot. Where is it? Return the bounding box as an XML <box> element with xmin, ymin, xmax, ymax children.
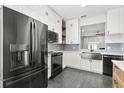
<box><xmin>106</xmin><ymin>43</ymin><xmax>124</xmax><ymax>52</ymax></box>
<box><xmin>63</xmin><ymin>44</ymin><xmax>80</xmax><ymax>51</ymax></box>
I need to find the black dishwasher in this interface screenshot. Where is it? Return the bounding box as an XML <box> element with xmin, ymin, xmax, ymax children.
<box><xmin>103</xmin><ymin>55</ymin><xmax>123</xmax><ymax>76</ymax></box>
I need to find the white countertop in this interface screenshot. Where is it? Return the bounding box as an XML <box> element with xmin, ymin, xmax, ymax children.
<box><xmin>48</xmin><ymin>49</ymin><xmax>124</xmax><ymax>56</ymax></box>
<box><xmin>112</xmin><ymin>60</ymin><xmax>124</xmax><ymax>72</ymax></box>
<box><xmin>100</xmin><ymin>52</ymin><xmax>124</xmax><ymax>56</ymax></box>
<box><xmin>81</xmin><ymin>49</ymin><xmax>124</xmax><ymax>56</ymax></box>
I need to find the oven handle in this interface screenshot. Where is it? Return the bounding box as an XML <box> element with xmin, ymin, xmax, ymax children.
<box><xmin>52</xmin><ymin>54</ymin><xmax>63</xmax><ymax>57</ymax></box>
<box><xmin>103</xmin><ymin>55</ymin><xmax>111</xmax><ymax>58</ymax></box>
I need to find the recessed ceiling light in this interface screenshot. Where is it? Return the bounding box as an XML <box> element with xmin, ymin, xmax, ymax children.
<box><xmin>81</xmin><ymin>15</ymin><xmax>87</xmax><ymax>18</ymax></box>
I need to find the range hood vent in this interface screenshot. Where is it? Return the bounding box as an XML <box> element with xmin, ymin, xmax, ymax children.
<box><xmin>81</xmin><ymin>30</ymin><xmax>105</xmax><ymax>37</ymax></box>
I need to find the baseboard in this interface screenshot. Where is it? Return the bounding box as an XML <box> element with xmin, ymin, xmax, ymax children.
<box><xmin>65</xmin><ymin>65</ymin><xmax>103</xmax><ymax>75</ymax></box>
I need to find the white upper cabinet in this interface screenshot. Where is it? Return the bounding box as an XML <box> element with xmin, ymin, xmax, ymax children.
<box><xmin>55</xmin><ymin>16</ymin><xmax>62</xmax><ymax>43</ymax></box>
<box><xmin>5</xmin><ymin>5</ymin><xmax>62</xmax><ymax>43</ymax></box>
<box><xmin>107</xmin><ymin>8</ymin><xmax>124</xmax><ymax>35</ymax></box>
<box><xmin>66</xmin><ymin>18</ymin><xmax>79</xmax><ymax>44</ymax></box>
<box><xmin>80</xmin><ymin>14</ymin><xmax>106</xmax><ymax>26</ymax></box>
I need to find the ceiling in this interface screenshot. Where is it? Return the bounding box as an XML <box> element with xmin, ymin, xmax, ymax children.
<box><xmin>49</xmin><ymin>5</ymin><xmax>124</xmax><ymax>20</ymax></box>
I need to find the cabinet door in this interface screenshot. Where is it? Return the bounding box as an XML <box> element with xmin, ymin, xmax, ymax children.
<box><xmin>25</xmin><ymin>5</ymin><xmax>48</xmax><ymax>24</ymax></box>
<box><xmin>66</xmin><ymin>19</ymin><xmax>79</xmax><ymax>44</ymax></box>
<box><xmin>81</xmin><ymin>58</ymin><xmax>91</xmax><ymax>71</ymax></box>
<box><xmin>56</xmin><ymin>18</ymin><xmax>62</xmax><ymax>43</ymax></box>
<box><xmin>63</xmin><ymin>52</ymin><xmax>70</xmax><ymax>68</ymax></box>
<box><xmin>70</xmin><ymin>53</ymin><xmax>81</xmax><ymax>68</ymax></box>
<box><xmin>5</xmin><ymin>5</ymin><xmax>23</xmax><ymax>14</ymax></box>
<box><xmin>63</xmin><ymin>52</ymin><xmax>81</xmax><ymax>69</ymax></box>
<box><xmin>118</xmin><ymin>79</ymin><xmax>124</xmax><ymax>88</ymax></box>
<box><xmin>107</xmin><ymin>8</ymin><xmax>124</xmax><ymax>34</ymax></box>
<box><xmin>66</xmin><ymin>21</ymin><xmax>72</xmax><ymax>44</ymax></box>
<box><xmin>113</xmin><ymin>73</ymin><xmax>119</xmax><ymax>88</ymax></box>
<box><xmin>91</xmin><ymin>60</ymin><xmax>103</xmax><ymax>74</ymax></box>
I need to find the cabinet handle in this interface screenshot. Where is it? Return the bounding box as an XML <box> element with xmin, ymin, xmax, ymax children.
<box><xmin>114</xmin><ymin>65</ymin><xmax>119</xmax><ymax>70</ymax></box>
<box><xmin>70</xmin><ymin>24</ymin><xmax>73</xmax><ymax>27</ymax></box>
<box><xmin>108</xmin><ymin>31</ymin><xmax>109</xmax><ymax>35</ymax></box>
<box><xmin>57</xmin><ymin>20</ymin><xmax>59</xmax><ymax>23</ymax></box>
<box><xmin>89</xmin><ymin>59</ymin><xmax>92</xmax><ymax>62</ymax></box>
<box><xmin>52</xmin><ymin>28</ymin><xmax>55</xmax><ymax>31</ymax></box>
<box><xmin>114</xmin><ymin>79</ymin><xmax>118</xmax><ymax>84</ymax></box>
<box><xmin>45</xmin><ymin>12</ymin><xmax>48</xmax><ymax>16</ymax></box>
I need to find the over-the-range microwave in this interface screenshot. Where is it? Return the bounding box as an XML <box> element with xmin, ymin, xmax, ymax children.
<box><xmin>48</xmin><ymin>30</ymin><xmax>58</xmax><ymax>43</ymax></box>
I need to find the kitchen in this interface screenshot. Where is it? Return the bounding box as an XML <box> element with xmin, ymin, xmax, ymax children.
<box><xmin>0</xmin><ymin>5</ymin><xmax>124</xmax><ymax>88</ymax></box>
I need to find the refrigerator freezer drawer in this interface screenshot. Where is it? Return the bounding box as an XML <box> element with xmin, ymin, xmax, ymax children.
<box><xmin>3</xmin><ymin>67</ymin><xmax>48</xmax><ymax>88</ymax></box>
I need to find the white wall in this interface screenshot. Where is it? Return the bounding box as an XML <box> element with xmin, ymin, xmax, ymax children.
<box><xmin>80</xmin><ymin>14</ymin><xmax>107</xmax><ymax>26</ymax></box>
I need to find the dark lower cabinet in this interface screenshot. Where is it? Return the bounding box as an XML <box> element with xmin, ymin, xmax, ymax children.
<box><xmin>3</xmin><ymin>68</ymin><xmax>48</xmax><ymax>88</ymax></box>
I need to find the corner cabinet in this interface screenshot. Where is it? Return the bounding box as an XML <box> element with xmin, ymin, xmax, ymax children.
<box><xmin>66</xmin><ymin>18</ymin><xmax>79</xmax><ymax>44</ymax></box>
<box><xmin>107</xmin><ymin>8</ymin><xmax>124</xmax><ymax>35</ymax></box>
<box><xmin>105</xmin><ymin>7</ymin><xmax>124</xmax><ymax>43</ymax></box>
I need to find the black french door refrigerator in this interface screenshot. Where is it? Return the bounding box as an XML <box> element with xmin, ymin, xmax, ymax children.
<box><xmin>3</xmin><ymin>6</ymin><xmax>48</xmax><ymax>88</ymax></box>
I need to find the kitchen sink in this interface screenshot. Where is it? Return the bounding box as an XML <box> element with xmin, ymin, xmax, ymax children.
<box><xmin>81</xmin><ymin>52</ymin><xmax>102</xmax><ymax>60</ymax></box>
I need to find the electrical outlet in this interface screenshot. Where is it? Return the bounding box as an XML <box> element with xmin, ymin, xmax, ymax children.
<box><xmin>73</xmin><ymin>46</ymin><xmax>75</xmax><ymax>49</ymax></box>
<box><xmin>121</xmin><ymin>47</ymin><xmax>124</xmax><ymax>51</ymax></box>
<box><xmin>107</xmin><ymin>46</ymin><xmax>111</xmax><ymax>50</ymax></box>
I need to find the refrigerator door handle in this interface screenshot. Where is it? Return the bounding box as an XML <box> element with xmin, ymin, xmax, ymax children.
<box><xmin>30</xmin><ymin>22</ymin><xmax>35</xmax><ymax>63</ymax></box>
<box><xmin>33</xmin><ymin>22</ymin><xmax>37</xmax><ymax>66</ymax></box>
<box><xmin>34</xmin><ymin>22</ymin><xmax>37</xmax><ymax>56</ymax></box>
<box><xmin>34</xmin><ymin>22</ymin><xmax>37</xmax><ymax>62</ymax></box>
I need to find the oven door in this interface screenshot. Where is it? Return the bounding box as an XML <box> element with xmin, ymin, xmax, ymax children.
<box><xmin>51</xmin><ymin>53</ymin><xmax>63</xmax><ymax>78</ymax></box>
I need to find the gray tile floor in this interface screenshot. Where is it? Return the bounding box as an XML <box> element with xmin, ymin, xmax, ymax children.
<box><xmin>48</xmin><ymin>67</ymin><xmax>112</xmax><ymax>88</ymax></box>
